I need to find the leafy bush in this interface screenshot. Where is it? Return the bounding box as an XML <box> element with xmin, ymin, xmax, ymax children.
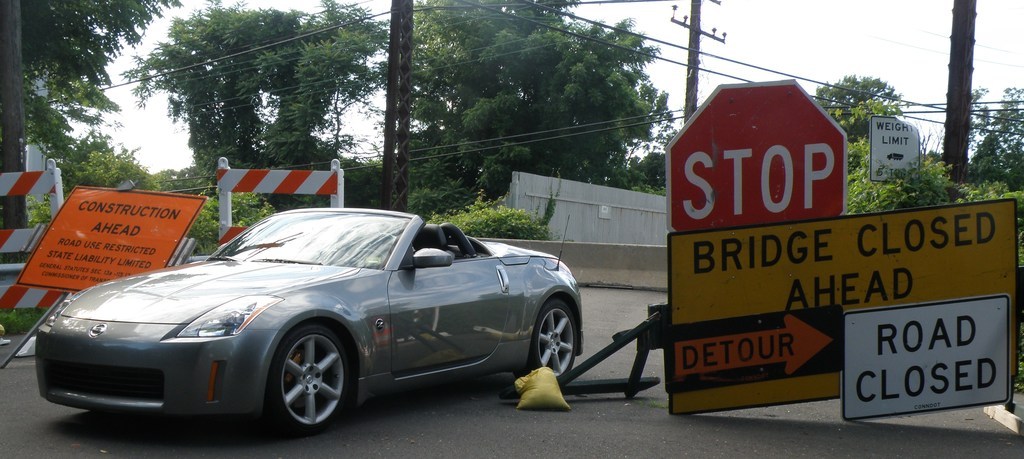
<box><xmin>846</xmin><ymin>141</ymin><xmax>954</xmax><ymax>214</ymax></box>
<box><xmin>0</xmin><ymin>308</ymin><xmax>46</xmax><ymax>335</ymax></box>
<box><xmin>430</xmin><ymin>196</ymin><xmax>549</xmax><ymax>240</ymax></box>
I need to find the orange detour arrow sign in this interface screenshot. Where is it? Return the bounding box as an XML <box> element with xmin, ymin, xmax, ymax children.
<box><xmin>671</xmin><ymin>311</ymin><xmax>831</xmax><ymax>381</ymax></box>
<box><xmin>673</xmin><ymin>314</ymin><xmax>833</xmax><ymax>380</ymax></box>
<box><xmin>664</xmin><ymin>305</ymin><xmax>843</xmax><ymax>413</ymax></box>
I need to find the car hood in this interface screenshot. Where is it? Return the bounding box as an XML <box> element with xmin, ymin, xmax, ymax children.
<box><xmin>61</xmin><ymin>261</ymin><xmax>363</xmax><ymax>324</ymax></box>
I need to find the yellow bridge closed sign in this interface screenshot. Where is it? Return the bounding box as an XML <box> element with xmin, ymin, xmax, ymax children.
<box><xmin>666</xmin><ymin>200</ymin><xmax>1017</xmax><ymax>414</ymax></box>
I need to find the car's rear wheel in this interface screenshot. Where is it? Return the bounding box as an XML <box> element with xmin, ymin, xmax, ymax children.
<box><xmin>263</xmin><ymin>323</ymin><xmax>347</xmax><ymax>436</ymax></box>
<box><xmin>526</xmin><ymin>298</ymin><xmax>577</xmax><ymax>376</ymax></box>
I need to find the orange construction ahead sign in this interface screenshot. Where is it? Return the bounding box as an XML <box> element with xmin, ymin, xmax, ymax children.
<box><xmin>18</xmin><ymin>187</ymin><xmax>206</xmax><ymax>292</ymax></box>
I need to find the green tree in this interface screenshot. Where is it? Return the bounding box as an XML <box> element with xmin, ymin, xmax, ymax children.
<box><xmin>967</xmin><ymin>88</ymin><xmax>1024</xmax><ymax>189</ymax></box>
<box><xmin>409</xmin><ymin>158</ymin><xmax>477</xmax><ymax>218</ymax></box>
<box><xmin>149</xmin><ymin>165</ymin><xmax>210</xmax><ymax>193</ymax></box>
<box><xmin>28</xmin><ymin>131</ymin><xmax>157</xmax><ymax>225</ymax></box>
<box><xmin>129</xmin><ymin>0</ymin><xmax>387</xmax><ymax>174</ymax></box>
<box><xmin>335</xmin><ymin>156</ymin><xmax>382</xmax><ymax>209</ymax></box>
<box><xmin>816</xmin><ymin>75</ymin><xmax>903</xmax><ymax>142</ymax></box>
<box><xmin>620</xmin><ymin>113</ymin><xmax>677</xmax><ymax>195</ymax></box>
<box><xmin>625</xmin><ymin>151</ymin><xmax>666</xmax><ymax>195</ymax></box>
<box><xmin>410</xmin><ymin>0</ymin><xmax>671</xmax><ymax>215</ymax></box>
<box><xmin>19</xmin><ymin>0</ymin><xmax>179</xmax><ymax>150</ymax></box>
<box><xmin>59</xmin><ymin>132</ymin><xmax>155</xmax><ymax>190</ymax></box>
<box><xmin>7</xmin><ymin>0</ymin><xmax>176</xmax><ymax>240</ymax></box>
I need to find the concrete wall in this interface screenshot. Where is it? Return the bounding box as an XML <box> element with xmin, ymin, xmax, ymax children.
<box><xmin>506</xmin><ymin>172</ymin><xmax>667</xmax><ymax>245</ymax></box>
<box><xmin>501</xmin><ymin>172</ymin><xmax>670</xmax><ymax>290</ymax></box>
<box><xmin>487</xmin><ymin>239</ymin><xmax>667</xmax><ymax>291</ymax></box>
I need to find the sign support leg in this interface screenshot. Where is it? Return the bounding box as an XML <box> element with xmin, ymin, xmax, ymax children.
<box><xmin>1</xmin><ymin>296</ymin><xmax>65</xmax><ymax>369</ymax></box>
<box><xmin>500</xmin><ymin>304</ymin><xmax>665</xmax><ymax>400</ymax></box>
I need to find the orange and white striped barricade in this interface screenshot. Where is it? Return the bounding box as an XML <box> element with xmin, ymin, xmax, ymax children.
<box><xmin>215</xmin><ymin>157</ymin><xmax>343</xmax><ymax>244</ymax></box>
<box><xmin>0</xmin><ymin>159</ymin><xmax>66</xmax><ymax>310</ymax></box>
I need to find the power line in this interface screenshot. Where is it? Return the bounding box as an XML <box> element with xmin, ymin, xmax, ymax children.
<box><xmin>142</xmin><ymin>1</ymin><xmax>688</xmax><ymax>159</ymax></box>
<box><xmin>114</xmin><ymin>1</ymin><xmax>1024</xmax><ymax>123</ymax></box>
<box><xmin>155</xmin><ymin>106</ymin><xmax>681</xmax><ymax>188</ymax></box>
<box><xmin>520</xmin><ymin>0</ymin><xmax>1024</xmax><ymax>129</ymax></box>
<box><xmin>411</xmin><ymin>110</ymin><xmax>681</xmax><ymax>155</ymax></box>
<box><xmin>126</xmin><ymin>9</ymin><xmax>550</xmax><ymax>116</ymax></box>
<box><xmin>412</xmin><ymin>112</ymin><xmax>681</xmax><ymax>161</ymax></box>
<box><xmin>125</xmin><ymin>0</ymin><xmax>1024</xmax><ymax>179</ymax></box>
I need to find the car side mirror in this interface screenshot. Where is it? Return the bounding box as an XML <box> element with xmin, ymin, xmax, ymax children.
<box><xmin>412</xmin><ymin>248</ymin><xmax>453</xmax><ymax>269</ymax></box>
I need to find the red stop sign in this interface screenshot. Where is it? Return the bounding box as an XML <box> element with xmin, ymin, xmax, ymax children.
<box><xmin>667</xmin><ymin>80</ymin><xmax>847</xmax><ymax>232</ymax></box>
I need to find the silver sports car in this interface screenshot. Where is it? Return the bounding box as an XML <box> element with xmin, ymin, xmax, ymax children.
<box><xmin>36</xmin><ymin>208</ymin><xmax>582</xmax><ymax>435</ymax></box>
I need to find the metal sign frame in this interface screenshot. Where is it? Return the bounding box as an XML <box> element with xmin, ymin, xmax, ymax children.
<box><xmin>665</xmin><ymin>199</ymin><xmax>1018</xmax><ymax>414</ymax></box>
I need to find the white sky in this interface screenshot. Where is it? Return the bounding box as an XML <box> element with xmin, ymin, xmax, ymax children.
<box><xmin>101</xmin><ymin>0</ymin><xmax>1024</xmax><ymax>172</ymax></box>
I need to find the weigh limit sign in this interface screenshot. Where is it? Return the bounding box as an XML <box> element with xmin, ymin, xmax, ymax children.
<box><xmin>666</xmin><ymin>200</ymin><xmax>1018</xmax><ymax>414</ymax></box>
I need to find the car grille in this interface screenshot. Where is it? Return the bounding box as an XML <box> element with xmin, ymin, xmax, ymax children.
<box><xmin>46</xmin><ymin>360</ymin><xmax>164</xmax><ymax>400</ymax></box>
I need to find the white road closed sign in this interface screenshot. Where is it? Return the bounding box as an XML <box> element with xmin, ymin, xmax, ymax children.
<box><xmin>842</xmin><ymin>296</ymin><xmax>1010</xmax><ymax>420</ymax></box>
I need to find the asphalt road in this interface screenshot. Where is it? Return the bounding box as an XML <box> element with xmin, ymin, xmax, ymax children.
<box><xmin>2</xmin><ymin>287</ymin><xmax>1022</xmax><ymax>457</ymax></box>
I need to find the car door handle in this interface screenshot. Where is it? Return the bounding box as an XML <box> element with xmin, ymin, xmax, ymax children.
<box><xmin>496</xmin><ymin>266</ymin><xmax>510</xmax><ymax>294</ymax></box>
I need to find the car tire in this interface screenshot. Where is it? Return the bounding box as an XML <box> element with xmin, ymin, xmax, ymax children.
<box><xmin>263</xmin><ymin>323</ymin><xmax>348</xmax><ymax>437</ymax></box>
<box><xmin>525</xmin><ymin>298</ymin><xmax>577</xmax><ymax>376</ymax></box>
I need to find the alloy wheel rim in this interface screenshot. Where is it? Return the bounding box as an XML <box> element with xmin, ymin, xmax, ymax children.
<box><xmin>281</xmin><ymin>334</ymin><xmax>344</xmax><ymax>425</ymax></box>
<box><xmin>538</xmin><ymin>308</ymin><xmax>574</xmax><ymax>375</ymax></box>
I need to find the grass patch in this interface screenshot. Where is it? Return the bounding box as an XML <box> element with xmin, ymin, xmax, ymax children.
<box><xmin>0</xmin><ymin>308</ymin><xmax>47</xmax><ymax>335</ymax></box>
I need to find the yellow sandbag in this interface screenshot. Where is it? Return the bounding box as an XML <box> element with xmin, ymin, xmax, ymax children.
<box><xmin>514</xmin><ymin>367</ymin><xmax>570</xmax><ymax>411</ymax></box>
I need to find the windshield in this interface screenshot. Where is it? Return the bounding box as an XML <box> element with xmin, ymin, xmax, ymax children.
<box><xmin>211</xmin><ymin>212</ymin><xmax>409</xmax><ymax>269</ymax></box>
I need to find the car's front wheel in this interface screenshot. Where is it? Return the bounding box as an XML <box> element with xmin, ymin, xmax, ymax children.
<box><xmin>263</xmin><ymin>323</ymin><xmax>348</xmax><ymax>436</ymax></box>
<box><xmin>526</xmin><ymin>298</ymin><xmax>577</xmax><ymax>376</ymax></box>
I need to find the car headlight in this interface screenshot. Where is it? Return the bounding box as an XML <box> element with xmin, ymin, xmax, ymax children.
<box><xmin>45</xmin><ymin>291</ymin><xmax>86</xmax><ymax>327</ymax></box>
<box><xmin>178</xmin><ymin>295</ymin><xmax>283</xmax><ymax>338</ymax></box>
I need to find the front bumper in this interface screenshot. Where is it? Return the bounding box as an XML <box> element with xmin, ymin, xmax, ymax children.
<box><xmin>36</xmin><ymin>317</ymin><xmax>277</xmax><ymax>417</ymax></box>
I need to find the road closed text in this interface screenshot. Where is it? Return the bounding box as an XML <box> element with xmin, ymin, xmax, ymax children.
<box><xmin>853</xmin><ymin>316</ymin><xmax>997</xmax><ymax>403</ymax></box>
<box><xmin>842</xmin><ymin>297</ymin><xmax>1009</xmax><ymax>420</ymax></box>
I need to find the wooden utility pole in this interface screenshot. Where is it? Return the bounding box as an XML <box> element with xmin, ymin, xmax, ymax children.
<box><xmin>672</xmin><ymin>0</ymin><xmax>725</xmax><ymax>121</ymax></box>
<box><xmin>380</xmin><ymin>0</ymin><xmax>399</xmax><ymax>211</ymax></box>
<box><xmin>0</xmin><ymin>0</ymin><xmax>28</xmax><ymax>231</ymax></box>
<box><xmin>942</xmin><ymin>0</ymin><xmax>976</xmax><ymax>185</ymax></box>
<box><xmin>380</xmin><ymin>0</ymin><xmax>413</xmax><ymax>211</ymax></box>
<box><xmin>394</xmin><ymin>0</ymin><xmax>412</xmax><ymax>212</ymax></box>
